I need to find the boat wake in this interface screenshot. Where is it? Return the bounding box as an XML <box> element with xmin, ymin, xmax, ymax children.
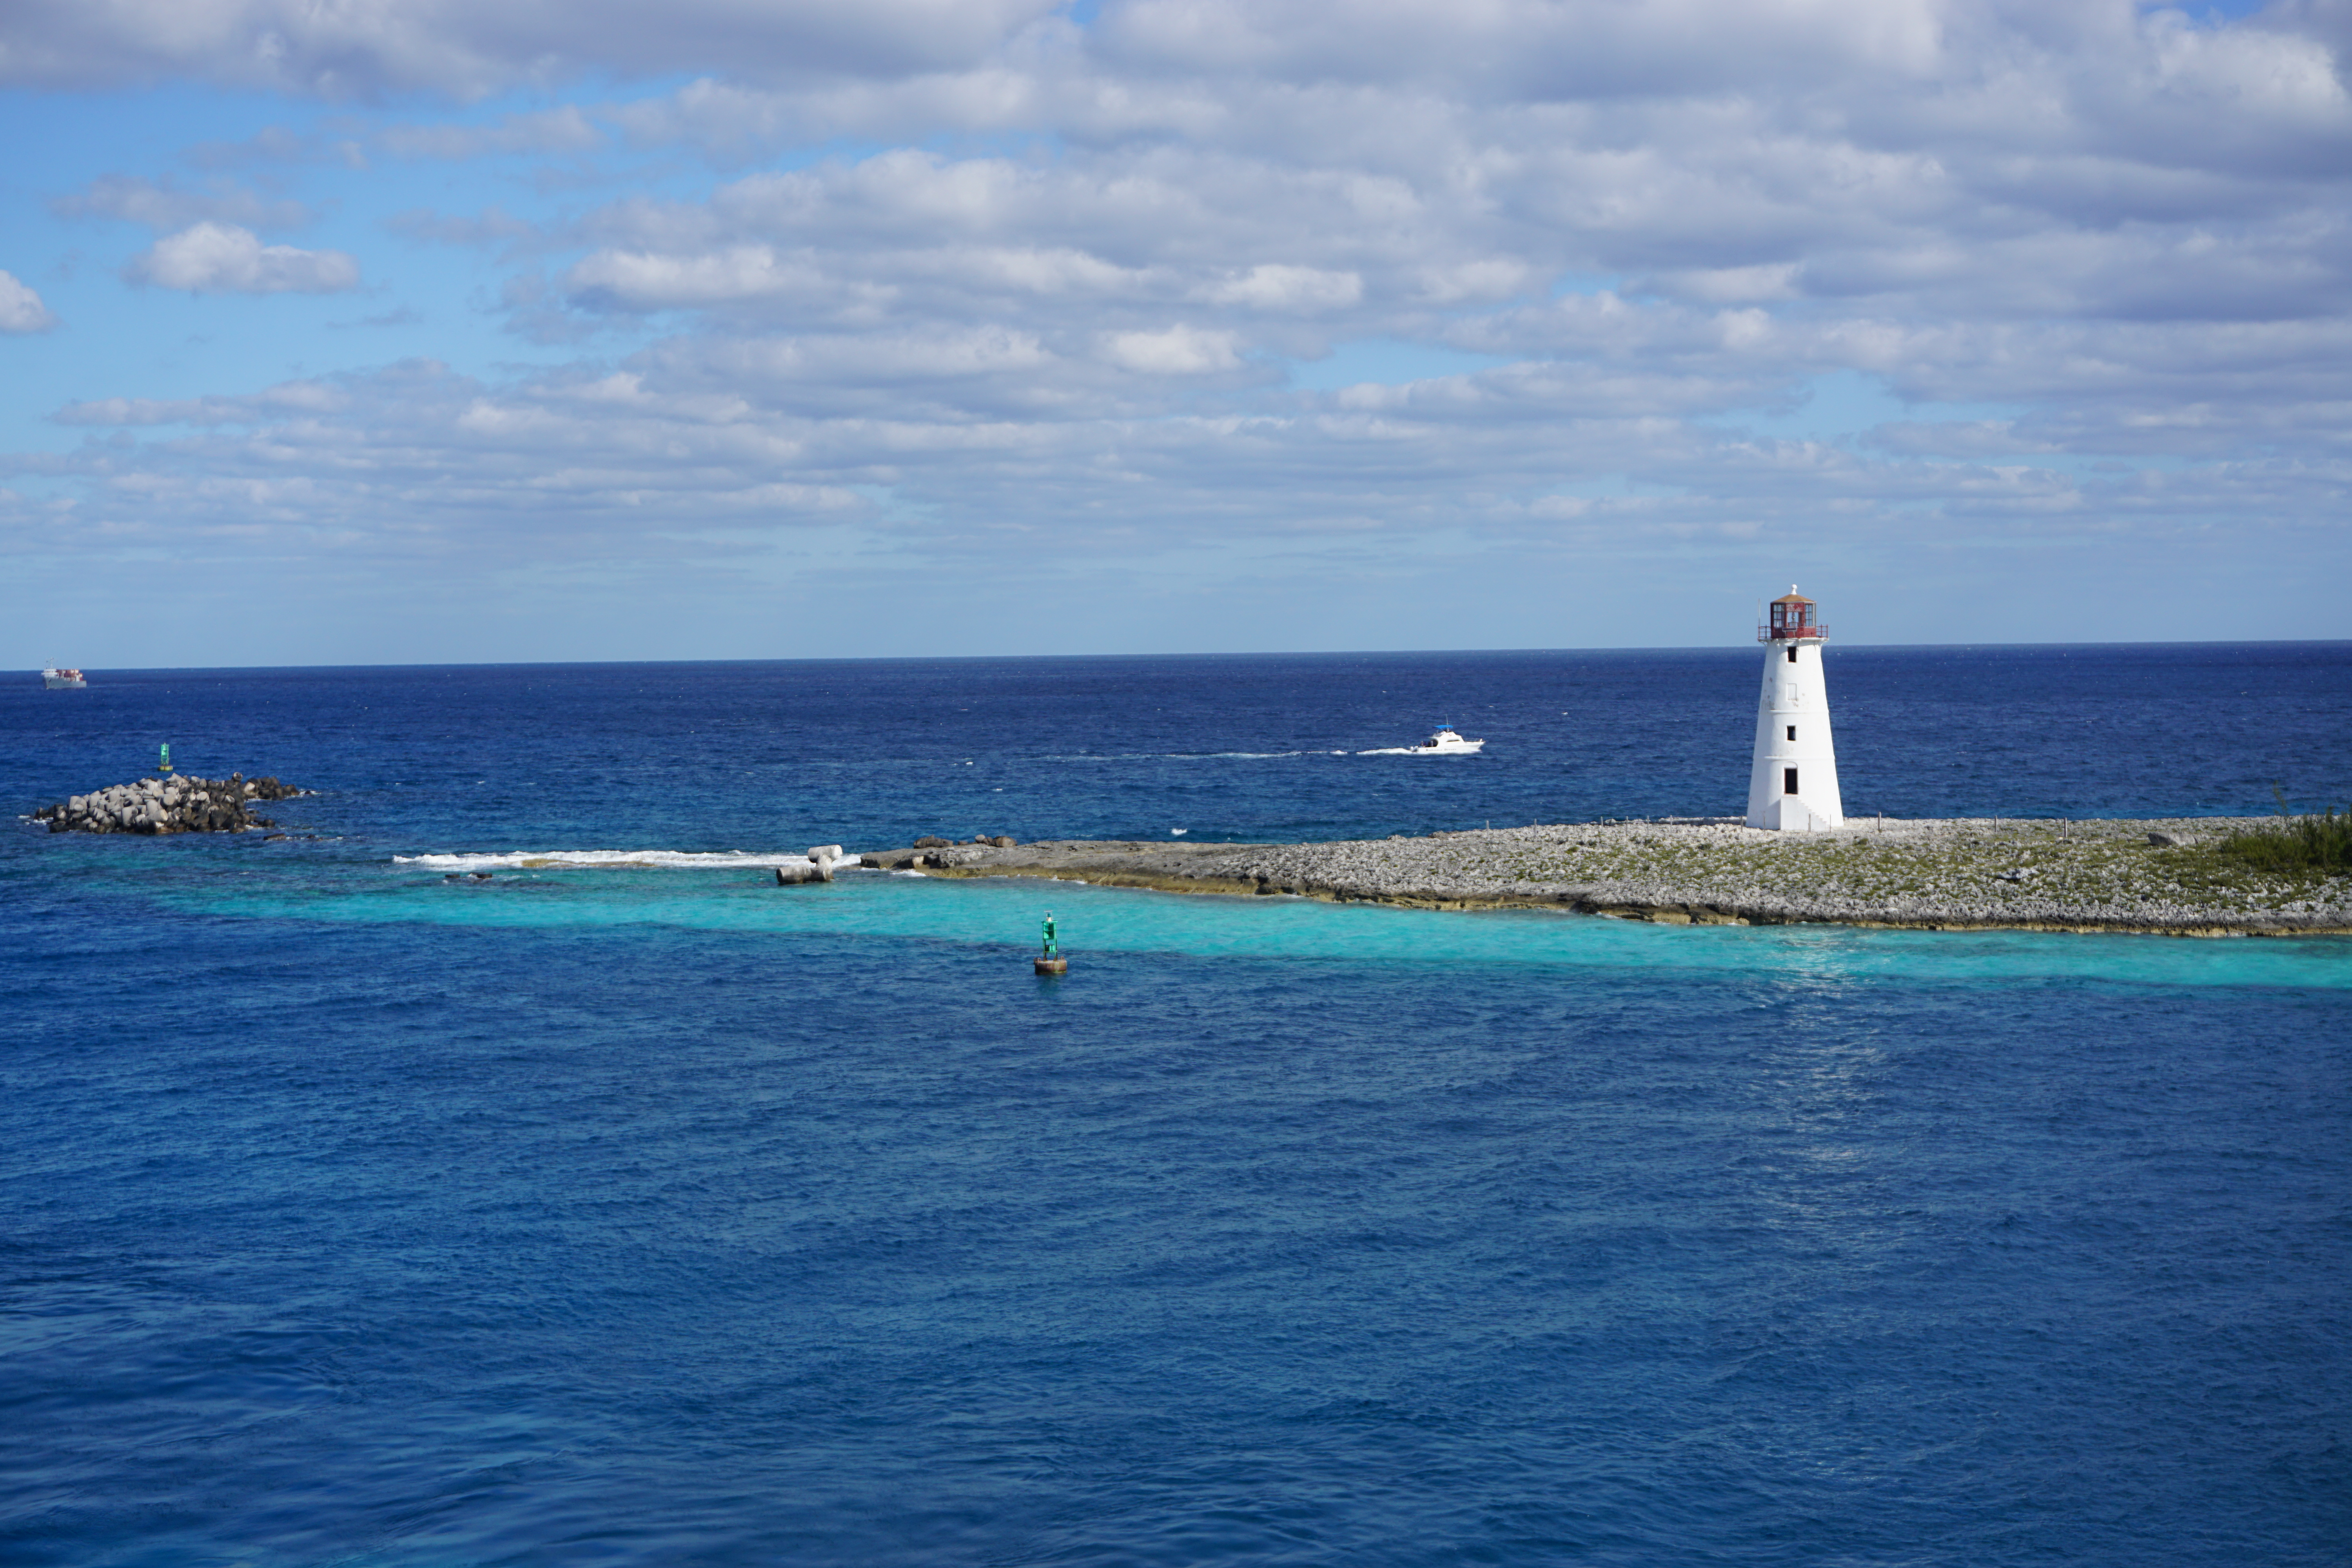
<box><xmin>1038</xmin><ymin>750</ymin><xmax>1351</xmax><ymax>761</ymax></box>
<box><xmin>394</xmin><ymin>849</ymin><xmax>860</xmax><ymax>872</ymax></box>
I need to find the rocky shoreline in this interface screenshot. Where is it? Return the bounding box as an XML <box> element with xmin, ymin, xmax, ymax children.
<box><xmin>31</xmin><ymin>774</ymin><xmax>308</xmax><ymax>835</ymax></box>
<box><xmin>862</xmin><ymin>818</ymin><xmax>2352</xmax><ymax>937</ymax></box>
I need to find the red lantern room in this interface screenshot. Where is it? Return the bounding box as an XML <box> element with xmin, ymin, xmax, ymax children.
<box><xmin>1759</xmin><ymin>586</ymin><xmax>1824</xmax><ymax>643</ymax></box>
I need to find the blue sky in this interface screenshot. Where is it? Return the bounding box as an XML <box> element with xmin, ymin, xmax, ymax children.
<box><xmin>2</xmin><ymin>0</ymin><xmax>2347</xmax><ymax>666</ymax></box>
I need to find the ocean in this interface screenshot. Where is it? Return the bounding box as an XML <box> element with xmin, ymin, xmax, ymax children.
<box><xmin>4</xmin><ymin>643</ymin><xmax>2348</xmax><ymax>1566</ymax></box>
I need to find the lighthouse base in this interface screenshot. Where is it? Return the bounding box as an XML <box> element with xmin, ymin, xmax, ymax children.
<box><xmin>1751</xmin><ymin>796</ymin><xmax>1843</xmax><ymax>833</ymax></box>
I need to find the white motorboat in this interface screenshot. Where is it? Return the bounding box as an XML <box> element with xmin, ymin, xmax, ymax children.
<box><xmin>42</xmin><ymin>667</ymin><xmax>87</xmax><ymax>690</ymax></box>
<box><xmin>1414</xmin><ymin>724</ymin><xmax>1483</xmax><ymax>754</ymax></box>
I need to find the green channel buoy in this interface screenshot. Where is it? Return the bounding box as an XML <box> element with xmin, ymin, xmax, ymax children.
<box><xmin>158</xmin><ymin>742</ymin><xmax>172</xmax><ymax>775</ymax></box>
<box><xmin>1034</xmin><ymin>911</ymin><xmax>1067</xmax><ymax>974</ymax></box>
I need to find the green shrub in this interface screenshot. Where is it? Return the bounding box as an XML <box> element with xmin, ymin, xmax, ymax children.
<box><xmin>2218</xmin><ymin>791</ymin><xmax>2352</xmax><ymax>874</ymax></box>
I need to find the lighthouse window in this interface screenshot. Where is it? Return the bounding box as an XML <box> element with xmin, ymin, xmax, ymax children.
<box><xmin>1786</xmin><ymin>726</ymin><xmax>1796</xmax><ymax>741</ymax></box>
<box><xmin>1783</xmin><ymin>767</ymin><xmax>1799</xmax><ymax>795</ymax></box>
<box><xmin>1785</xmin><ymin>646</ymin><xmax>1797</xmax><ymax>664</ymax></box>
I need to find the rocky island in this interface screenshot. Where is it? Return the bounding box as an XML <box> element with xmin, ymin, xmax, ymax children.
<box><xmin>32</xmin><ymin>774</ymin><xmax>308</xmax><ymax>835</ymax></box>
<box><xmin>864</xmin><ymin>818</ymin><xmax>2352</xmax><ymax>937</ymax></box>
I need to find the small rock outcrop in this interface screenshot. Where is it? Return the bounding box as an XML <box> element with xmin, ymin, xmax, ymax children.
<box><xmin>32</xmin><ymin>774</ymin><xmax>307</xmax><ymax>835</ymax></box>
<box><xmin>899</xmin><ymin>833</ymin><xmax>1016</xmax><ymax>856</ymax></box>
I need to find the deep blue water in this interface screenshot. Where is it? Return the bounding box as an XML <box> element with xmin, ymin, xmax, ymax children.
<box><xmin>4</xmin><ymin>644</ymin><xmax>2349</xmax><ymax>1567</ymax></box>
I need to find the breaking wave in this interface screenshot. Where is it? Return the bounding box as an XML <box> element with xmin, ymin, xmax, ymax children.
<box><xmin>394</xmin><ymin>849</ymin><xmax>864</xmax><ymax>872</ymax></box>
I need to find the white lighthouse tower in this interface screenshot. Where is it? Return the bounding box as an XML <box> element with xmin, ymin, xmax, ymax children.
<box><xmin>1746</xmin><ymin>587</ymin><xmax>1845</xmax><ymax>831</ymax></box>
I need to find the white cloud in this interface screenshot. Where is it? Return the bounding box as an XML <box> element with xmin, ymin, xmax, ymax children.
<box><xmin>0</xmin><ymin>270</ymin><xmax>58</xmax><ymax>332</ymax></box>
<box><xmin>16</xmin><ymin>354</ymin><xmax>2341</xmax><ymax>600</ymax></box>
<box><xmin>1646</xmin><ymin>264</ymin><xmax>1806</xmax><ymax>305</ymax></box>
<box><xmin>53</xmin><ymin>173</ymin><xmax>313</xmax><ymax>231</ymax></box>
<box><xmin>1100</xmin><ymin>0</ymin><xmax>1949</xmax><ymax>86</ymax></box>
<box><xmin>1201</xmin><ymin>265</ymin><xmax>1363</xmax><ymax>311</ymax></box>
<box><xmin>722</xmin><ymin>328</ymin><xmax>1054</xmax><ymax>382</ymax></box>
<box><xmin>1102</xmin><ymin>325</ymin><xmax>1243</xmax><ymax>373</ymax></box>
<box><xmin>55</xmin><ymin>378</ymin><xmax>348</xmax><ymax>426</ymax></box>
<box><xmin>0</xmin><ymin>0</ymin><xmax>1066</xmax><ymax>97</ymax></box>
<box><xmin>566</xmin><ymin>245</ymin><xmax>822</xmax><ymax>309</ymax></box>
<box><xmin>126</xmin><ymin>222</ymin><xmax>360</xmax><ymax>294</ymax></box>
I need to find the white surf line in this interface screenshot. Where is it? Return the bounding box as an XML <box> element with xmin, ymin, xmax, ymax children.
<box><xmin>394</xmin><ymin>849</ymin><xmax>866</xmax><ymax>871</ymax></box>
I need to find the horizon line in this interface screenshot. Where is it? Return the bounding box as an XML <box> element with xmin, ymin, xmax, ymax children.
<box><xmin>18</xmin><ymin>636</ymin><xmax>2350</xmax><ymax>675</ymax></box>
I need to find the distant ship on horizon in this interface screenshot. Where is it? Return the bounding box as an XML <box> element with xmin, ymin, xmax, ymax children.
<box><xmin>42</xmin><ymin>667</ymin><xmax>86</xmax><ymax>689</ymax></box>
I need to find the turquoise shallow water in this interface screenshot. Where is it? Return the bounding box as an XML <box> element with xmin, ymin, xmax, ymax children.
<box><xmin>164</xmin><ymin>857</ymin><xmax>2352</xmax><ymax>992</ymax></box>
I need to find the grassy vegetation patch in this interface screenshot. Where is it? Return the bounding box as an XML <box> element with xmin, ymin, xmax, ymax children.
<box><xmin>2217</xmin><ymin>795</ymin><xmax>2352</xmax><ymax>875</ymax></box>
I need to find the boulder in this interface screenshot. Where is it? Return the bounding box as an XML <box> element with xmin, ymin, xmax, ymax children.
<box><xmin>914</xmin><ymin>835</ymin><xmax>951</xmax><ymax>848</ymax></box>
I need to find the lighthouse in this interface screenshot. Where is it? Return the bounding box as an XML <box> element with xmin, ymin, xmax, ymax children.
<box><xmin>1746</xmin><ymin>587</ymin><xmax>1846</xmax><ymax>831</ymax></box>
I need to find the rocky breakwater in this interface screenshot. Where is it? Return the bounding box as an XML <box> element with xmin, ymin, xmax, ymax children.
<box><xmin>32</xmin><ymin>774</ymin><xmax>307</xmax><ymax>835</ymax></box>
<box><xmin>862</xmin><ymin>818</ymin><xmax>2352</xmax><ymax>937</ymax></box>
<box><xmin>864</xmin><ymin>836</ymin><xmax>1261</xmax><ymax>893</ymax></box>
<box><xmin>865</xmin><ymin>834</ymin><xmax>1023</xmax><ymax>871</ymax></box>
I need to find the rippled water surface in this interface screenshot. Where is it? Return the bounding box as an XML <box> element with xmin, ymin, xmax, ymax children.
<box><xmin>4</xmin><ymin>646</ymin><xmax>2348</xmax><ymax>1566</ymax></box>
